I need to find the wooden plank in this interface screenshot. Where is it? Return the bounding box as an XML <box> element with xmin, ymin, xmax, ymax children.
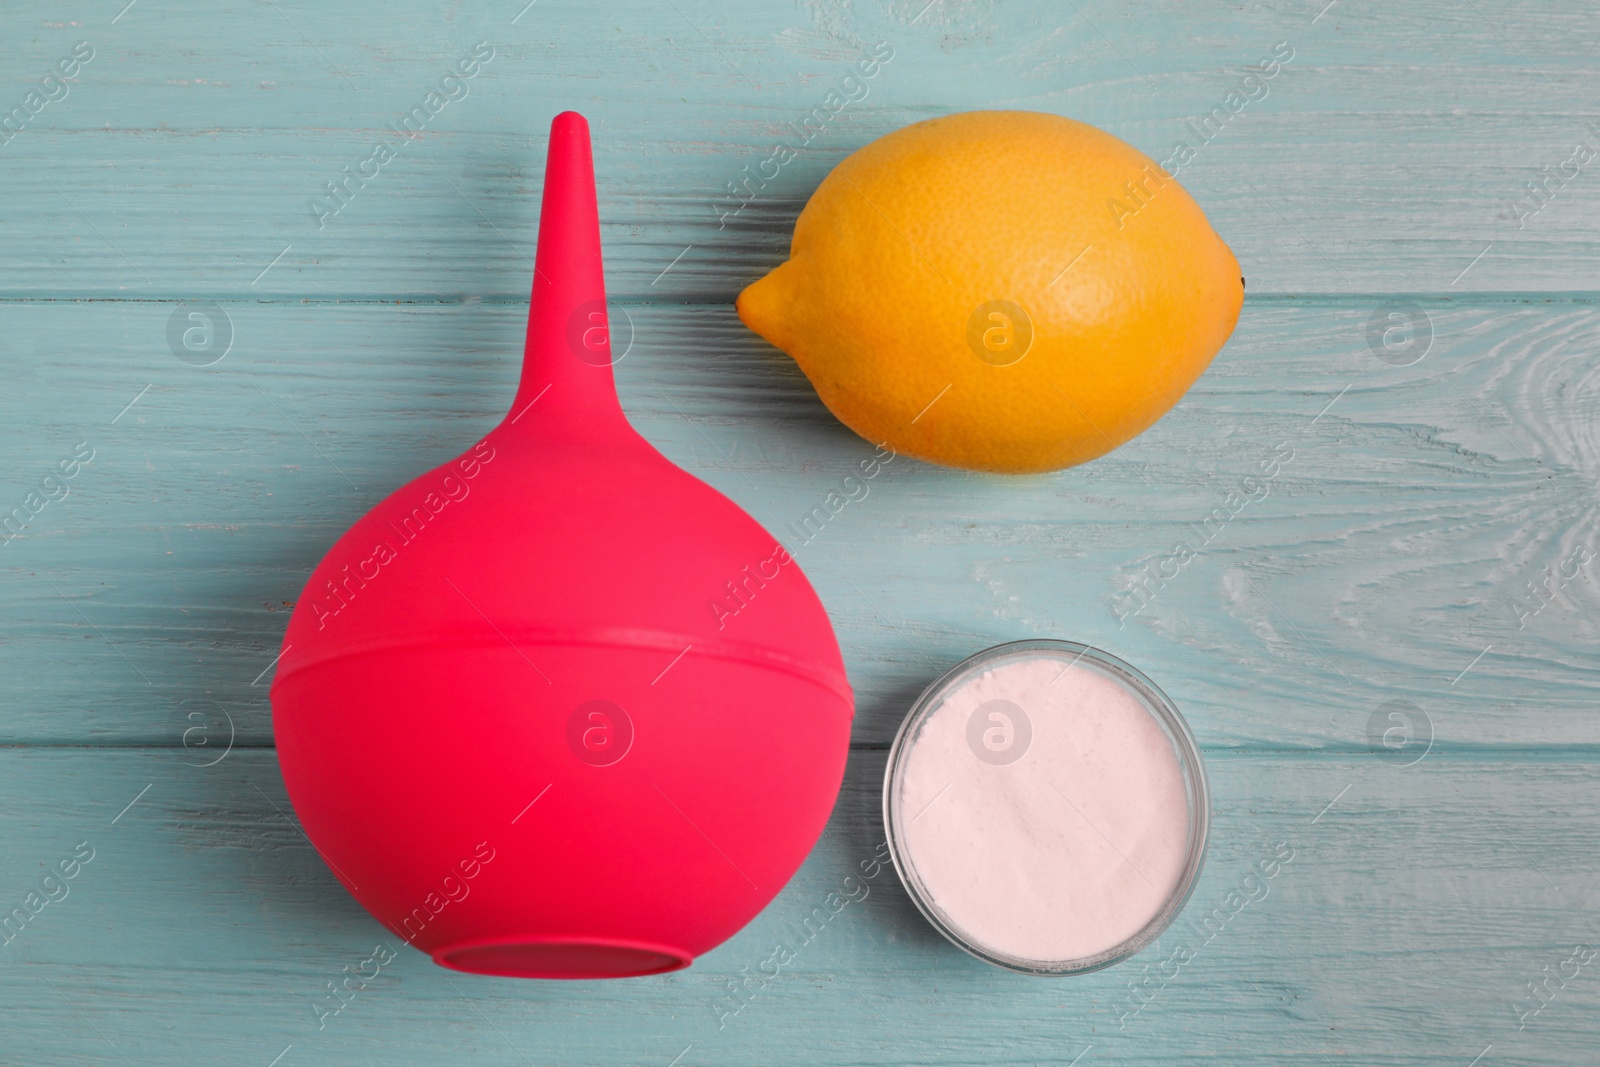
<box><xmin>3</xmin><ymin>297</ymin><xmax>1595</xmax><ymax>747</ymax></box>
<box><xmin>0</xmin><ymin>747</ymin><xmax>1594</xmax><ymax>1065</ymax></box>
<box><xmin>1</xmin><ymin>1</ymin><xmax>1598</xmax><ymax>297</ymax></box>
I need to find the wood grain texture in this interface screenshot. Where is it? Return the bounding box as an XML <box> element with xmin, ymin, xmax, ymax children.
<box><xmin>3</xmin><ymin>0</ymin><xmax>1597</xmax><ymax>1063</ymax></box>
<box><xmin>1</xmin><ymin>1</ymin><xmax>1598</xmax><ymax>298</ymax></box>
<box><xmin>2</xmin><ymin>749</ymin><xmax>1597</xmax><ymax>1066</ymax></box>
<box><xmin>2</xmin><ymin>299</ymin><xmax>1596</xmax><ymax>746</ymax></box>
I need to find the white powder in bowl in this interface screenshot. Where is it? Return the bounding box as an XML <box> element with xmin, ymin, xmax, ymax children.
<box><xmin>891</xmin><ymin>653</ymin><xmax>1194</xmax><ymax>966</ymax></box>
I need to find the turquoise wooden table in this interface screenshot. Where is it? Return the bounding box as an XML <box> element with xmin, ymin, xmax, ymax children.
<box><xmin>4</xmin><ymin>1</ymin><xmax>1598</xmax><ymax>1063</ymax></box>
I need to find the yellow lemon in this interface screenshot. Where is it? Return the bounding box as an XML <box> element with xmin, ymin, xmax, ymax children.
<box><xmin>736</xmin><ymin>110</ymin><xmax>1243</xmax><ymax>474</ymax></box>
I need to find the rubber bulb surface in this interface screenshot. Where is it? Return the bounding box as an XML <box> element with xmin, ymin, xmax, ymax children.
<box><xmin>270</xmin><ymin>111</ymin><xmax>854</xmax><ymax>979</ymax></box>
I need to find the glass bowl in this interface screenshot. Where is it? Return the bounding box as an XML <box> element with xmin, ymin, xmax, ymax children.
<box><xmin>882</xmin><ymin>639</ymin><xmax>1210</xmax><ymax>975</ymax></box>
